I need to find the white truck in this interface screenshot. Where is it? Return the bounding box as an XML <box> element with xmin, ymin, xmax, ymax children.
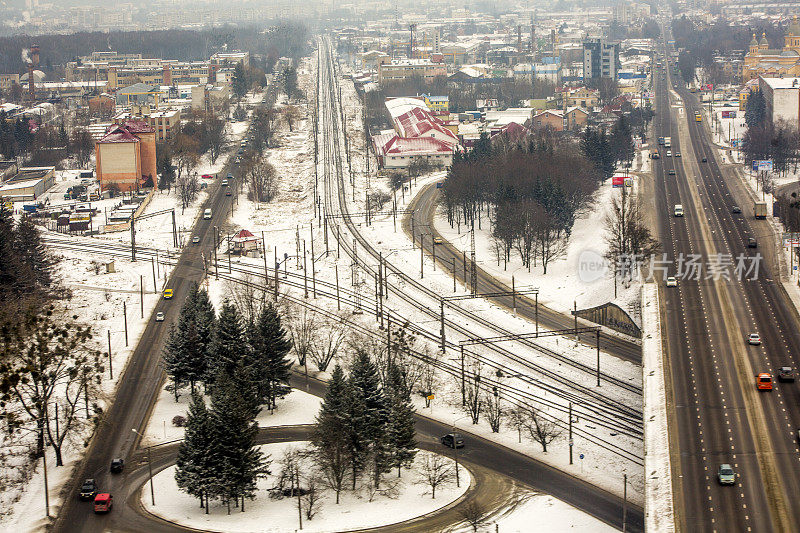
<box><xmin>664</xmin><ymin>137</ymin><xmax>672</xmax><ymax>148</ymax></box>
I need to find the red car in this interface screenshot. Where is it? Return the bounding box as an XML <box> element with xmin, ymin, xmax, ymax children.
<box><xmin>201</xmin><ymin>174</ymin><xmax>214</xmax><ymax>179</ymax></box>
<box><xmin>93</xmin><ymin>493</ymin><xmax>113</xmax><ymax>513</ymax></box>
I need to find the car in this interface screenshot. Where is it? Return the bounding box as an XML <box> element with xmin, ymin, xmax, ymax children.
<box><xmin>748</xmin><ymin>333</ymin><xmax>761</xmax><ymax>345</ymax></box>
<box><xmin>155</xmin><ymin>312</ymin><xmax>165</xmax><ymax>322</ymax></box>
<box><xmin>237</xmin><ymin>148</ymin><xmax>244</xmax><ymax>155</ymax></box>
<box><xmin>441</xmin><ymin>433</ymin><xmax>464</xmax><ymax>449</ymax></box>
<box><xmin>652</xmin><ymin>152</ymin><xmax>660</xmax><ymax>159</ymax></box>
<box><xmin>110</xmin><ymin>458</ymin><xmax>124</xmax><ymax>473</ymax></box>
<box><xmin>731</xmin><ymin>205</ymin><xmax>742</xmax><ymax>214</ymax></box>
<box><xmin>203</xmin><ymin>208</ymin><xmax>212</xmax><ymax>219</ymax></box>
<box><xmin>226</xmin><ymin>190</ymin><xmax>232</xmax><ymax>196</ymax></box>
<box><xmin>668</xmin><ymin>169</ymin><xmax>676</xmax><ymax>175</ymax></box>
<box><xmin>79</xmin><ymin>479</ymin><xmax>97</xmax><ymax>501</ymax></box>
<box><xmin>717</xmin><ymin>464</ymin><xmax>736</xmax><ymax>485</ymax></box>
<box><xmin>674</xmin><ymin>204</ymin><xmax>684</xmax><ymax>217</ymax></box>
<box><xmin>778</xmin><ymin>366</ymin><xmax>795</xmax><ymax>382</ymax></box>
<box><xmin>747</xmin><ymin>237</ymin><xmax>757</xmax><ymax>248</ymax></box>
<box><xmin>665</xmin><ymin>276</ymin><xmax>678</xmax><ymax>287</ymax></box>
<box><xmin>433</xmin><ymin>236</ymin><xmax>444</xmax><ymax>245</ymax></box>
<box><xmin>757</xmin><ymin>372</ymin><xmax>773</xmax><ymax>390</ymax></box>
<box><xmin>192</xmin><ymin>236</ymin><xmax>200</xmax><ymax>244</ymax></box>
<box><xmin>202</xmin><ymin>174</ymin><xmax>214</xmax><ymax>179</ymax></box>
<box><xmin>701</xmin><ymin>157</ymin><xmax>707</xmax><ymax>162</ymax></box>
<box><xmin>221</xmin><ymin>179</ymin><xmax>228</xmax><ymax>187</ymax></box>
<box><xmin>163</xmin><ymin>288</ymin><xmax>173</xmax><ymax>299</ymax></box>
<box><xmin>235</xmin><ymin>157</ymin><xmax>241</xmax><ymax>164</ymax></box>
<box><xmin>227</xmin><ymin>174</ymin><xmax>234</xmax><ymax>180</ymax></box>
<box><xmin>675</xmin><ymin>152</ymin><xmax>681</xmax><ymax>157</ymax></box>
<box><xmin>93</xmin><ymin>493</ymin><xmax>113</xmax><ymax>513</ymax></box>
<box><xmin>666</xmin><ymin>150</ymin><xmax>672</xmax><ymax>157</ymax></box>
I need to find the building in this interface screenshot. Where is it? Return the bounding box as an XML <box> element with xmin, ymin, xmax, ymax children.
<box><xmin>533</xmin><ymin>110</ymin><xmax>565</xmax><ymax>131</ymax></box>
<box><xmin>373</xmin><ymin>135</ymin><xmax>455</xmax><ymax>169</ymax></box>
<box><xmin>565</xmin><ymin>107</ymin><xmax>590</xmax><ymax>131</ymax></box>
<box><xmin>115</xmin><ymin>83</ymin><xmax>162</xmax><ymax>107</ymax></box>
<box><xmin>378</xmin><ymin>59</ymin><xmax>447</xmax><ymax>84</ymax></box>
<box><xmin>583</xmin><ymin>39</ymin><xmax>620</xmax><ymax>80</ymax></box>
<box><xmin>95</xmin><ymin>121</ymin><xmax>157</xmax><ymax>192</ymax></box>
<box><xmin>563</xmin><ymin>87</ymin><xmax>601</xmax><ymax>109</ymax></box>
<box><xmin>421</xmin><ymin>94</ymin><xmax>449</xmax><ymax>113</ymax></box>
<box><xmin>88</xmin><ymin>94</ymin><xmax>116</xmax><ymax>117</ymax></box>
<box><xmin>0</xmin><ymin>160</ymin><xmax>18</xmax><ymax>182</ymax></box>
<box><xmin>191</xmin><ymin>84</ymin><xmax>231</xmax><ymax>112</ymax></box>
<box><xmin>0</xmin><ymin>167</ymin><xmax>55</xmax><ymax>201</ymax></box>
<box><xmin>113</xmin><ymin>105</ymin><xmax>180</xmax><ymax>141</ymax></box>
<box><xmin>0</xmin><ymin>73</ymin><xmax>20</xmax><ymax>93</ymax></box>
<box><xmin>742</xmin><ymin>19</ymin><xmax>800</xmax><ymax>81</ymax></box>
<box><xmin>758</xmin><ymin>76</ymin><xmax>800</xmax><ymax>127</ymax></box>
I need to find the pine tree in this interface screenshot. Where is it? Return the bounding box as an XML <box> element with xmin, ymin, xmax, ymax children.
<box><xmin>194</xmin><ymin>286</ymin><xmax>216</xmax><ymax>363</ymax></box>
<box><xmin>385</xmin><ymin>364</ymin><xmax>417</xmax><ymax>477</ymax></box>
<box><xmin>163</xmin><ymin>324</ymin><xmax>188</xmax><ymax>399</ymax></box>
<box><xmin>175</xmin><ymin>391</ymin><xmax>216</xmax><ymax>509</ymax></box>
<box><xmin>745</xmin><ymin>88</ymin><xmax>766</xmax><ymax>129</ymax></box>
<box><xmin>209</xmin><ymin>365</ymin><xmax>268</xmax><ymax>512</ymax></box>
<box><xmin>232</xmin><ymin>63</ymin><xmax>248</xmax><ymax>99</ymax></box>
<box><xmin>312</xmin><ymin>364</ymin><xmax>351</xmax><ymax>503</ymax></box>
<box><xmin>207</xmin><ymin>300</ymin><xmax>249</xmax><ymax>386</ymax></box>
<box><xmin>0</xmin><ymin>207</ymin><xmax>21</xmax><ymax>297</ymax></box>
<box><xmin>248</xmin><ymin>304</ymin><xmax>292</xmax><ymax>410</ymax></box>
<box><xmin>347</xmin><ymin>349</ymin><xmax>389</xmax><ymax>489</ymax></box>
<box><xmin>13</xmin><ymin>215</ymin><xmax>53</xmax><ymax>296</ymax></box>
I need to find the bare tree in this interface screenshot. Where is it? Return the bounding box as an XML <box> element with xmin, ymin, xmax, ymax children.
<box><xmin>420</xmin><ymin>347</ymin><xmax>440</xmax><ymax>408</ymax></box>
<box><xmin>464</xmin><ymin>360</ymin><xmax>483</xmax><ymax>424</ymax></box>
<box><xmin>225</xmin><ymin>272</ymin><xmax>266</xmax><ymax>321</ymax></box>
<box><xmin>246</xmin><ymin>159</ymin><xmax>278</xmax><ymax>204</ymax></box>
<box><xmin>176</xmin><ymin>172</ymin><xmax>200</xmax><ymax>210</ymax></box>
<box><xmin>533</xmin><ymin>207</ymin><xmax>568</xmax><ymax>275</ymax></box>
<box><xmin>604</xmin><ymin>190</ymin><xmax>660</xmax><ymax>283</ymax></box>
<box><xmin>525</xmin><ymin>406</ymin><xmax>563</xmax><ymax>453</ymax></box>
<box><xmin>302</xmin><ymin>473</ymin><xmax>322</xmax><ymax>520</ymax></box>
<box><xmin>506</xmin><ymin>403</ymin><xmax>529</xmax><ymax>443</ymax></box>
<box><xmin>172</xmin><ymin>134</ymin><xmax>200</xmax><ymax>182</ymax></box>
<box><xmin>484</xmin><ymin>390</ymin><xmax>503</xmax><ymax>433</ymax></box>
<box><xmin>287</xmin><ymin>306</ymin><xmax>316</xmax><ymax>368</ymax></box>
<box><xmin>281</xmin><ymin>105</ymin><xmax>303</xmax><ymax>132</ymax></box>
<box><xmin>310</xmin><ymin>315</ymin><xmax>348</xmax><ymax>372</ymax></box>
<box><xmin>460</xmin><ymin>500</ymin><xmax>488</xmax><ymax>532</ymax></box>
<box><xmin>416</xmin><ymin>453</ymin><xmax>453</xmax><ymax>499</ymax></box>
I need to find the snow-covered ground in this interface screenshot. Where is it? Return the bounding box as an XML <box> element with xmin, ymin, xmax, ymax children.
<box><xmin>444</xmin><ymin>490</ymin><xmax>616</xmax><ymax>533</ymax></box>
<box><xmin>144</xmin><ymin>442</ymin><xmax>470</xmax><ymax>533</ymax></box>
<box><xmin>143</xmin><ymin>387</ymin><xmax>321</xmax><ymax>445</ymax></box>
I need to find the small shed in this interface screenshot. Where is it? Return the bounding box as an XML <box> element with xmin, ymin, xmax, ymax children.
<box><xmin>231</xmin><ymin>229</ymin><xmax>261</xmax><ymax>254</ymax></box>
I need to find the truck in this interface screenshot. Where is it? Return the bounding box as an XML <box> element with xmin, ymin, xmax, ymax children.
<box><xmin>754</xmin><ymin>201</ymin><xmax>768</xmax><ymax>219</ymax></box>
<box><xmin>664</xmin><ymin>137</ymin><xmax>672</xmax><ymax>148</ymax></box>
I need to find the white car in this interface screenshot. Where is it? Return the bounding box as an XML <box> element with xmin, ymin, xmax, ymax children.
<box><xmin>155</xmin><ymin>312</ymin><xmax>165</xmax><ymax>322</ymax></box>
<box><xmin>666</xmin><ymin>150</ymin><xmax>672</xmax><ymax>157</ymax></box>
<box><xmin>665</xmin><ymin>276</ymin><xmax>677</xmax><ymax>287</ymax></box>
<box><xmin>748</xmin><ymin>333</ymin><xmax>761</xmax><ymax>345</ymax></box>
<box><xmin>203</xmin><ymin>208</ymin><xmax>212</xmax><ymax>219</ymax></box>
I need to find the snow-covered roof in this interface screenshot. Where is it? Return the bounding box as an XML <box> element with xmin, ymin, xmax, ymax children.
<box><xmin>379</xmin><ymin>135</ymin><xmax>455</xmax><ymax>156</ymax></box>
<box><xmin>385</xmin><ymin>97</ymin><xmax>429</xmax><ymax>120</ymax></box>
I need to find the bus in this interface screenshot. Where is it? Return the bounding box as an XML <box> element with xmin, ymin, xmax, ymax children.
<box><xmin>695</xmin><ymin>112</ymin><xmax>702</xmax><ymax>122</ymax></box>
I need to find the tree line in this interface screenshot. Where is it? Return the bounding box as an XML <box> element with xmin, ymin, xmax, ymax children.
<box><xmin>0</xmin><ymin>207</ymin><xmax>103</xmax><ymax>474</ymax></box>
<box><xmin>0</xmin><ymin>113</ymin><xmax>94</xmax><ymax>169</ymax></box>
<box><xmin>743</xmin><ymin>88</ymin><xmax>799</xmax><ymax>182</ymax></box>
<box><xmin>440</xmin><ymin>133</ymin><xmax>600</xmax><ymax>273</ymax></box>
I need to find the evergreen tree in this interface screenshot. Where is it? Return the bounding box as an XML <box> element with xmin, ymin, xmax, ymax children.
<box><xmin>610</xmin><ymin>116</ymin><xmax>634</xmax><ymax>169</ymax></box>
<box><xmin>162</xmin><ymin>284</ymin><xmax>208</xmax><ymax>396</ymax></box>
<box><xmin>248</xmin><ymin>304</ymin><xmax>292</xmax><ymax>410</ymax></box>
<box><xmin>157</xmin><ymin>149</ymin><xmax>176</xmax><ymax>190</ymax></box>
<box><xmin>232</xmin><ymin>63</ymin><xmax>248</xmax><ymax>99</ymax></box>
<box><xmin>209</xmin><ymin>365</ymin><xmax>268</xmax><ymax>511</ymax></box>
<box><xmin>13</xmin><ymin>215</ymin><xmax>53</xmax><ymax>296</ymax></box>
<box><xmin>347</xmin><ymin>349</ymin><xmax>389</xmax><ymax>489</ymax></box>
<box><xmin>282</xmin><ymin>66</ymin><xmax>298</xmax><ymax>100</ymax></box>
<box><xmin>0</xmin><ymin>207</ymin><xmax>18</xmax><ymax>297</ymax></box>
<box><xmin>385</xmin><ymin>364</ymin><xmax>417</xmax><ymax>477</ymax></box>
<box><xmin>312</xmin><ymin>365</ymin><xmax>351</xmax><ymax>503</ymax></box>
<box><xmin>175</xmin><ymin>391</ymin><xmax>215</xmax><ymax>509</ymax></box>
<box><xmin>207</xmin><ymin>300</ymin><xmax>249</xmax><ymax>386</ymax></box>
<box><xmin>193</xmin><ymin>286</ymin><xmax>216</xmax><ymax>360</ymax></box>
<box><xmin>163</xmin><ymin>324</ymin><xmax>189</xmax><ymax>399</ymax></box>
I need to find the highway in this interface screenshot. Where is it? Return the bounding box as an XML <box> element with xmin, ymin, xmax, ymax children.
<box><xmin>655</xmin><ymin>21</ymin><xmax>800</xmax><ymax>533</ymax></box>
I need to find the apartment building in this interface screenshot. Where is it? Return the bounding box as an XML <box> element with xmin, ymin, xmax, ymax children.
<box><xmin>378</xmin><ymin>59</ymin><xmax>448</xmax><ymax>84</ymax></box>
<box><xmin>583</xmin><ymin>39</ymin><xmax>620</xmax><ymax>80</ymax></box>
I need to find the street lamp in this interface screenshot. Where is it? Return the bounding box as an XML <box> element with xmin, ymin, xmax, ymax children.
<box><xmin>452</xmin><ymin>414</ymin><xmax>469</xmax><ymax>487</ymax></box>
<box><xmin>131</xmin><ymin>428</ymin><xmax>155</xmax><ymax>506</ymax></box>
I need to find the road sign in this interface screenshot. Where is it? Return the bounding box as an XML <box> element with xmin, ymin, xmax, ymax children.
<box><xmin>569</xmin><ymin>438</ymin><xmax>574</xmax><ymax>446</ymax></box>
<box><xmin>579</xmin><ymin>453</ymin><xmax>585</xmax><ymax>460</ymax></box>
<box><xmin>753</xmin><ymin>160</ymin><xmax>773</xmax><ymax>172</ymax></box>
<box><xmin>426</xmin><ymin>394</ymin><xmax>435</xmax><ymax>400</ymax></box>
<box><xmin>435</xmin><ymin>182</ymin><xmax>443</xmax><ymax>189</ymax></box>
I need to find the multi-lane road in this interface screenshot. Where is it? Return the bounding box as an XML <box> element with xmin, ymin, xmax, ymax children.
<box><xmin>655</xmin><ymin>23</ymin><xmax>800</xmax><ymax>533</ymax></box>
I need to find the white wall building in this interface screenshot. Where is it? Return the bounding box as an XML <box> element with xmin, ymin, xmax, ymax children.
<box><xmin>759</xmin><ymin>76</ymin><xmax>800</xmax><ymax>127</ymax></box>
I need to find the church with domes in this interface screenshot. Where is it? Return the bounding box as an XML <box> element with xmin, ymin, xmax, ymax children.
<box><xmin>742</xmin><ymin>18</ymin><xmax>800</xmax><ymax>81</ymax></box>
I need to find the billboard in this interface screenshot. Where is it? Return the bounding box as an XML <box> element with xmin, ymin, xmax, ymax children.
<box><xmin>721</xmin><ymin>110</ymin><xmax>737</xmax><ymax>119</ymax></box>
<box><xmin>612</xmin><ymin>175</ymin><xmax>624</xmax><ymax>187</ymax></box>
<box><xmin>753</xmin><ymin>160</ymin><xmax>773</xmax><ymax>172</ymax></box>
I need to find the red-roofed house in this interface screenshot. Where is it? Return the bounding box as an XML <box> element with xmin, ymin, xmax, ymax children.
<box><xmin>393</xmin><ymin>107</ymin><xmax>459</xmax><ymax>146</ymax></box>
<box><xmin>95</xmin><ymin>120</ymin><xmax>157</xmax><ymax>192</ymax></box>
<box><xmin>374</xmin><ymin>135</ymin><xmax>455</xmax><ymax>169</ymax></box>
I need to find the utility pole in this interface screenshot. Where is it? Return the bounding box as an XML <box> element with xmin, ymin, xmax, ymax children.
<box><xmin>213</xmin><ymin>226</ymin><xmax>219</xmax><ymax>280</ymax></box>
<box><xmin>440</xmin><ymin>298</ymin><xmax>446</xmax><ymax>352</ymax></box>
<box><xmin>420</xmin><ymin>233</ymin><xmax>424</xmax><ymax>279</ymax></box>
<box><xmin>107</xmin><ymin>329</ymin><xmax>113</xmax><ymax>379</ymax></box>
<box><xmin>303</xmin><ymin>240</ymin><xmax>308</xmax><ymax>298</ymax></box>
<box><xmin>460</xmin><ymin>345</ymin><xmax>466</xmax><ymax>406</ymax></box>
<box><xmin>470</xmin><ymin>220</ymin><xmax>477</xmax><ymax>296</ymax></box>
<box><xmin>569</xmin><ymin>402</ymin><xmax>573</xmax><ymax>465</ymax></box>
<box><xmin>140</xmin><ymin>275</ymin><xmax>143</xmax><ymax>318</ymax></box>
<box><xmin>623</xmin><ymin>474</ymin><xmax>628</xmax><ymax>533</ymax></box>
<box><xmin>130</xmin><ymin>216</ymin><xmax>136</xmax><ymax>261</ymax></box>
<box><xmin>151</xmin><ymin>258</ymin><xmax>157</xmax><ymax>293</ymax></box>
<box><xmin>123</xmin><ymin>301</ymin><xmax>128</xmax><ymax>346</ymax></box>
<box><xmin>171</xmin><ymin>209</ymin><xmax>177</xmax><ymax>247</ymax></box>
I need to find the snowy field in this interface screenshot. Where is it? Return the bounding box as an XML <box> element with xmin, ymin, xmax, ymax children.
<box><xmin>144</xmin><ymin>442</ymin><xmax>470</xmax><ymax>533</ymax></box>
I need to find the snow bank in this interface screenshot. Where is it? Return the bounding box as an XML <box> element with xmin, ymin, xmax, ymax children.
<box><xmin>642</xmin><ymin>283</ymin><xmax>675</xmax><ymax>532</ymax></box>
